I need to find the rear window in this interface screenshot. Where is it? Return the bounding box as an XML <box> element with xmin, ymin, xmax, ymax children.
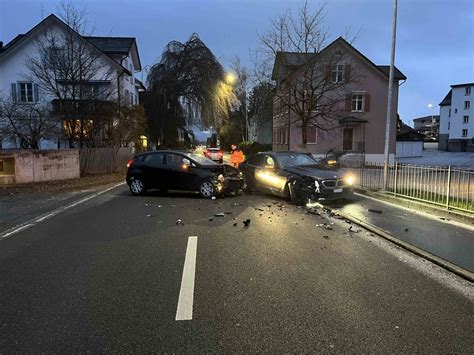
<box><xmin>208</xmin><ymin>148</ymin><xmax>220</xmax><ymax>152</ymax></box>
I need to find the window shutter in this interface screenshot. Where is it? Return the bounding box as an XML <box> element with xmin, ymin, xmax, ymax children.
<box><xmin>33</xmin><ymin>84</ymin><xmax>39</xmax><ymax>102</ymax></box>
<box><xmin>345</xmin><ymin>94</ymin><xmax>352</xmax><ymax>112</ymax></box>
<box><xmin>364</xmin><ymin>94</ymin><xmax>370</xmax><ymax>112</ymax></box>
<box><xmin>11</xmin><ymin>83</ymin><xmax>17</xmax><ymax>102</ymax></box>
<box><xmin>345</xmin><ymin>64</ymin><xmax>351</xmax><ymax>83</ymax></box>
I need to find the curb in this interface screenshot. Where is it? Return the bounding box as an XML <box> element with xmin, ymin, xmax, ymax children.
<box><xmin>354</xmin><ymin>187</ymin><xmax>474</xmax><ymax>225</ymax></box>
<box><xmin>324</xmin><ymin>205</ymin><xmax>474</xmax><ymax>283</ymax></box>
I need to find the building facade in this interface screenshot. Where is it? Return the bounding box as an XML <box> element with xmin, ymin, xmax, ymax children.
<box><xmin>0</xmin><ymin>14</ymin><xmax>142</xmax><ymax>149</ymax></box>
<box><xmin>438</xmin><ymin>83</ymin><xmax>473</xmax><ymax>151</ymax></box>
<box><xmin>412</xmin><ymin>115</ymin><xmax>440</xmax><ymax>141</ymax></box>
<box><xmin>271</xmin><ymin>37</ymin><xmax>406</xmax><ymax>163</ymax></box>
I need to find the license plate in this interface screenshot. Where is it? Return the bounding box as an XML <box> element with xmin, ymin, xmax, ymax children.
<box><xmin>334</xmin><ymin>188</ymin><xmax>343</xmax><ymax>193</ymax></box>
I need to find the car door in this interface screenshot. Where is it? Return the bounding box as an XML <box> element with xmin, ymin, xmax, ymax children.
<box><xmin>141</xmin><ymin>152</ymin><xmax>166</xmax><ymax>189</ymax></box>
<box><xmin>255</xmin><ymin>154</ymin><xmax>286</xmax><ymax>194</ymax></box>
<box><xmin>165</xmin><ymin>153</ymin><xmax>200</xmax><ymax>191</ymax></box>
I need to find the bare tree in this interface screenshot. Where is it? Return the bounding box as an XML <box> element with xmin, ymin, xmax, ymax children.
<box><xmin>25</xmin><ymin>1</ymin><xmax>117</xmax><ymax>148</ymax></box>
<box><xmin>256</xmin><ymin>0</ymin><xmax>361</xmax><ymax>146</ymax></box>
<box><xmin>0</xmin><ymin>99</ymin><xmax>61</xmax><ymax>149</ymax></box>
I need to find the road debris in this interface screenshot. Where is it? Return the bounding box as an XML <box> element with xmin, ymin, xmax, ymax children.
<box><xmin>208</xmin><ymin>217</ymin><xmax>214</xmax><ymax>222</ymax></box>
<box><xmin>323</xmin><ymin>235</ymin><xmax>329</xmax><ymax>239</ymax></box>
<box><xmin>233</xmin><ymin>223</ymin><xmax>238</xmax><ymax>227</ymax></box>
<box><xmin>348</xmin><ymin>225</ymin><xmax>361</xmax><ymax>233</ymax></box>
<box><xmin>243</xmin><ymin>219</ymin><xmax>251</xmax><ymax>227</ymax></box>
<box><xmin>146</xmin><ymin>214</ymin><xmax>152</xmax><ymax>217</ymax></box>
<box><xmin>214</xmin><ymin>212</ymin><xmax>225</xmax><ymax>217</ymax></box>
<box><xmin>368</xmin><ymin>209</ymin><xmax>383</xmax><ymax>214</ymax></box>
<box><xmin>211</xmin><ymin>196</ymin><xmax>216</xmax><ymax>200</ymax></box>
<box><xmin>176</xmin><ymin>219</ymin><xmax>184</xmax><ymax>226</ymax></box>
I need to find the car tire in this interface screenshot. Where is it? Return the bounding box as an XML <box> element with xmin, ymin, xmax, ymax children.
<box><xmin>284</xmin><ymin>181</ymin><xmax>300</xmax><ymax>204</ymax></box>
<box><xmin>219</xmin><ymin>159</ymin><xmax>223</xmax><ymax>164</ymax></box>
<box><xmin>199</xmin><ymin>180</ymin><xmax>216</xmax><ymax>199</ymax></box>
<box><xmin>129</xmin><ymin>176</ymin><xmax>146</xmax><ymax>196</ymax></box>
<box><xmin>243</xmin><ymin>174</ymin><xmax>253</xmax><ymax>192</ymax></box>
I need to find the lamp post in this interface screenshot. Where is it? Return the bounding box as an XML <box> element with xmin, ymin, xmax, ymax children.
<box><xmin>428</xmin><ymin>103</ymin><xmax>435</xmax><ymax>140</ymax></box>
<box><xmin>225</xmin><ymin>71</ymin><xmax>249</xmax><ymax>141</ymax></box>
<box><xmin>383</xmin><ymin>0</ymin><xmax>398</xmax><ymax>191</ymax></box>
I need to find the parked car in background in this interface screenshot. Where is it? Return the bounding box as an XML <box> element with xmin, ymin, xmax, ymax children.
<box><xmin>204</xmin><ymin>147</ymin><xmax>224</xmax><ymax>163</ymax></box>
<box><xmin>239</xmin><ymin>152</ymin><xmax>355</xmax><ymax>204</ymax></box>
<box><xmin>126</xmin><ymin>151</ymin><xmax>244</xmax><ymax>198</ymax></box>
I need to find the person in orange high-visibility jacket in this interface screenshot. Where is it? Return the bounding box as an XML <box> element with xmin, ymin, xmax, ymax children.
<box><xmin>229</xmin><ymin>144</ymin><xmax>245</xmax><ymax>168</ymax></box>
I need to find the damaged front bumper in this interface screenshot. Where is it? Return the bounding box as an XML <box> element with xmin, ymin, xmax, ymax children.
<box><xmin>214</xmin><ymin>176</ymin><xmax>245</xmax><ymax>195</ymax></box>
<box><xmin>291</xmin><ymin>180</ymin><xmax>354</xmax><ymax>204</ymax></box>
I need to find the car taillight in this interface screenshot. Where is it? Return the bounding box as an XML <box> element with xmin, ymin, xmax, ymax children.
<box><xmin>218</xmin><ymin>151</ymin><xmax>223</xmax><ymax>156</ymax></box>
<box><xmin>127</xmin><ymin>160</ymin><xmax>133</xmax><ymax>168</ymax></box>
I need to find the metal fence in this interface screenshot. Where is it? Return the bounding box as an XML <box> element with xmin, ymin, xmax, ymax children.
<box><xmin>344</xmin><ymin>162</ymin><xmax>474</xmax><ymax>213</ymax></box>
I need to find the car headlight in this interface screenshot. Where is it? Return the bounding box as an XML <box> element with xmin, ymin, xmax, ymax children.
<box><xmin>345</xmin><ymin>175</ymin><xmax>355</xmax><ymax>185</ymax></box>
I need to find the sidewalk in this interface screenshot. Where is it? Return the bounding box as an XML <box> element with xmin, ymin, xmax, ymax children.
<box><xmin>332</xmin><ymin>193</ymin><xmax>474</xmax><ymax>273</ymax></box>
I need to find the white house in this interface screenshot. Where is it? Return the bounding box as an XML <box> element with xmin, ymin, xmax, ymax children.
<box><xmin>439</xmin><ymin>83</ymin><xmax>473</xmax><ymax>151</ymax></box>
<box><xmin>0</xmin><ymin>14</ymin><xmax>143</xmax><ymax>149</ymax></box>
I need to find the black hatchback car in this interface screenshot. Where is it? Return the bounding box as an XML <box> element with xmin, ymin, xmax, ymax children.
<box><xmin>239</xmin><ymin>152</ymin><xmax>355</xmax><ymax>204</ymax></box>
<box><xmin>126</xmin><ymin>151</ymin><xmax>244</xmax><ymax>198</ymax></box>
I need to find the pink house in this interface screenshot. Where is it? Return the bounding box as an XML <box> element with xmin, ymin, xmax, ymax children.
<box><xmin>271</xmin><ymin>37</ymin><xmax>406</xmax><ymax>163</ymax></box>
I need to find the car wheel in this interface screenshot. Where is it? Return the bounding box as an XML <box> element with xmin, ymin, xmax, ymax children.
<box><xmin>130</xmin><ymin>177</ymin><xmax>146</xmax><ymax>196</ymax></box>
<box><xmin>219</xmin><ymin>159</ymin><xmax>223</xmax><ymax>164</ymax></box>
<box><xmin>243</xmin><ymin>174</ymin><xmax>253</xmax><ymax>192</ymax></box>
<box><xmin>199</xmin><ymin>180</ymin><xmax>216</xmax><ymax>198</ymax></box>
<box><xmin>284</xmin><ymin>181</ymin><xmax>300</xmax><ymax>204</ymax></box>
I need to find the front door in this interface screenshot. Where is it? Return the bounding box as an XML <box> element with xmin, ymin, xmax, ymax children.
<box><xmin>165</xmin><ymin>153</ymin><xmax>199</xmax><ymax>190</ymax></box>
<box><xmin>343</xmin><ymin>128</ymin><xmax>353</xmax><ymax>151</ymax></box>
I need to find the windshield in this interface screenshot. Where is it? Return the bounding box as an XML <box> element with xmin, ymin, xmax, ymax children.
<box><xmin>276</xmin><ymin>153</ymin><xmax>318</xmax><ymax>167</ymax></box>
<box><xmin>185</xmin><ymin>153</ymin><xmax>218</xmax><ymax>165</ymax></box>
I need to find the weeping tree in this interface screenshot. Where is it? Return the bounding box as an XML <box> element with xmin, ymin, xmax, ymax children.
<box><xmin>145</xmin><ymin>34</ymin><xmax>235</xmax><ymax>147</ymax></box>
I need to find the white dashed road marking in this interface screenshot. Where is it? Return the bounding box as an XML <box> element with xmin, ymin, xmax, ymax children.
<box><xmin>176</xmin><ymin>236</ymin><xmax>198</xmax><ymax>321</ymax></box>
<box><xmin>0</xmin><ymin>182</ymin><xmax>124</xmax><ymax>239</ymax></box>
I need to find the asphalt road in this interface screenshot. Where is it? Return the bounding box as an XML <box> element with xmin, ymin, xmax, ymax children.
<box><xmin>1</xmin><ymin>185</ymin><xmax>473</xmax><ymax>353</ymax></box>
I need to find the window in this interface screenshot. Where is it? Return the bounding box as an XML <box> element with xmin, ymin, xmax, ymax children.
<box><xmin>448</xmin><ymin>108</ymin><xmax>451</xmax><ymax>117</ymax></box>
<box><xmin>143</xmin><ymin>153</ymin><xmax>164</xmax><ymax>166</ymax></box>
<box><xmin>466</xmin><ymin>86</ymin><xmax>471</xmax><ymax>96</ymax></box>
<box><xmin>19</xmin><ymin>83</ymin><xmax>34</xmax><ymax>103</ymax></box>
<box><xmin>462</xmin><ymin>129</ymin><xmax>468</xmax><ymax>137</ymax></box>
<box><xmin>351</xmin><ymin>93</ymin><xmax>364</xmax><ymax>112</ymax></box>
<box><xmin>463</xmin><ymin>115</ymin><xmax>469</xmax><ymax>124</ymax></box>
<box><xmin>464</xmin><ymin>101</ymin><xmax>470</xmax><ymax>109</ymax></box>
<box><xmin>166</xmin><ymin>153</ymin><xmax>185</xmax><ymax>166</ymax></box>
<box><xmin>307</xmin><ymin>126</ymin><xmax>317</xmax><ymax>144</ymax></box>
<box><xmin>455</xmin><ymin>108</ymin><xmax>458</xmax><ymax>113</ymax></box>
<box><xmin>331</xmin><ymin>64</ymin><xmax>344</xmax><ymax>83</ymax></box>
<box><xmin>130</xmin><ymin>92</ymin><xmax>134</xmax><ymax>106</ymax></box>
<box><xmin>448</xmin><ymin>122</ymin><xmax>450</xmax><ymax>130</ymax></box>
<box><xmin>248</xmin><ymin>154</ymin><xmax>264</xmax><ymax>166</ymax></box>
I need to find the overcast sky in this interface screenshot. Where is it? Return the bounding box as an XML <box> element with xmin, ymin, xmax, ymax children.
<box><xmin>1</xmin><ymin>0</ymin><xmax>473</xmax><ymax>124</ymax></box>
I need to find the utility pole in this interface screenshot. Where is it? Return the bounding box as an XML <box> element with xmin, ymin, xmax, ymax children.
<box><xmin>383</xmin><ymin>0</ymin><xmax>398</xmax><ymax>191</ymax></box>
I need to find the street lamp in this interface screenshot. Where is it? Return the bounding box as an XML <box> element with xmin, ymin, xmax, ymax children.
<box><xmin>225</xmin><ymin>72</ymin><xmax>237</xmax><ymax>86</ymax></box>
<box><xmin>224</xmin><ymin>71</ymin><xmax>249</xmax><ymax>141</ymax></box>
<box><xmin>428</xmin><ymin>103</ymin><xmax>435</xmax><ymax>139</ymax></box>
